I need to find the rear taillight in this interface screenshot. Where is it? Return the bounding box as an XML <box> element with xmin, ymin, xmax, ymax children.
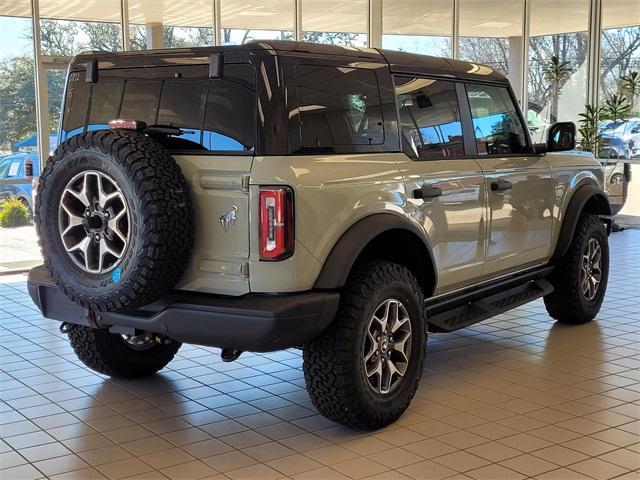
<box><xmin>259</xmin><ymin>186</ymin><xmax>294</xmax><ymax>261</ymax></box>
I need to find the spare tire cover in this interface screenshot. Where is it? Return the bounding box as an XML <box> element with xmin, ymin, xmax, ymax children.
<box><xmin>36</xmin><ymin>130</ymin><xmax>194</xmax><ymax>312</ymax></box>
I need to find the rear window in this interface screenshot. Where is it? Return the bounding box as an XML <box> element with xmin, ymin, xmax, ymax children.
<box><xmin>293</xmin><ymin>65</ymin><xmax>384</xmax><ymax>149</ymax></box>
<box><xmin>62</xmin><ymin>64</ymin><xmax>256</xmax><ymax>153</ymax></box>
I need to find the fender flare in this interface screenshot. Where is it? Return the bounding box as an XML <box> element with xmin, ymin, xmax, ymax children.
<box><xmin>552</xmin><ymin>183</ymin><xmax>611</xmax><ymax>260</ymax></box>
<box><xmin>313</xmin><ymin>213</ymin><xmax>437</xmax><ymax>290</ymax></box>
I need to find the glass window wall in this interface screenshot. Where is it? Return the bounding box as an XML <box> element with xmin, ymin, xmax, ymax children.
<box><xmin>221</xmin><ymin>0</ymin><xmax>293</xmax><ymax>44</ymax></box>
<box><xmin>459</xmin><ymin>0</ymin><xmax>524</xmax><ymax>91</ymax></box>
<box><xmin>527</xmin><ymin>0</ymin><xmax>589</xmax><ymax>142</ymax></box>
<box><xmin>0</xmin><ymin>1</ymin><xmax>43</xmax><ymax>270</ymax></box>
<box><xmin>128</xmin><ymin>0</ymin><xmax>214</xmax><ymax>49</ymax></box>
<box><xmin>0</xmin><ymin>2</ymin><xmax>38</xmax><ymax>156</ymax></box>
<box><xmin>382</xmin><ymin>0</ymin><xmax>452</xmax><ymax>57</ymax></box>
<box><xmin>302</xmin><ymin>0</ymin><xmax>367</xmax><ymax>47</ymax></box>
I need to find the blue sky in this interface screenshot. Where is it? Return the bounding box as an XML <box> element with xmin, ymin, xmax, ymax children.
<box><xmin>0</xmin><ymin>17</ymin><xmax>33</xmax><ymax>58</ymax></box>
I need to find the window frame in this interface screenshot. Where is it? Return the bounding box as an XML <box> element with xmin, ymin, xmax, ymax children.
<box><xmin>392</xmin><ymin>73</ymin><xmax>535</xmax><ymax>161</ymax></box>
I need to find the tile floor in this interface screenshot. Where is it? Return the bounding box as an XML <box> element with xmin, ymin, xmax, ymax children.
<box><xmin>1</xmin><ymin>230</ymin><xmax>639</xmax><ymax>480</ymax></box>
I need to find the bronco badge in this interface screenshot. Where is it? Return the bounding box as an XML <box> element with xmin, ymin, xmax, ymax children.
<box><xmin>219</xmin><ymin>206</ymin><xmax>238</xmax><ymax>233</ymax></box>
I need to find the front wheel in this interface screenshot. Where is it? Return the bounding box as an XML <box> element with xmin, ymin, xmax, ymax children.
<box><xmin>303</xmin><ymin>261</ymin><xmax>426</xmax><ymax>430</ymax></box>
<box><xmin>67</xmin><ymin>325</ymin><xmax>181</xmax><ymax>378</ymax></box>
<box><xmin>544</xmin><ymin>213</ymin><xmax>609</xmax><ymax>324</ymax></box>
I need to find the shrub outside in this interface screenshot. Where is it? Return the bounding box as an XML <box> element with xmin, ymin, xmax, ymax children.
<box><xmin>0</xmin><ymin>197</ymin><xmax>31</xmax><ymax>227</ymax></box>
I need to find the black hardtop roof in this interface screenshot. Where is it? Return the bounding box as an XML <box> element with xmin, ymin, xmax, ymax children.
<box><xmin>71</xmin><ymin>39</ymin><xmax>508</xmax><ymax>84</ymax></box>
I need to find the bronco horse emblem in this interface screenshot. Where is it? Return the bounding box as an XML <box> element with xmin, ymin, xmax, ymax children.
<box><xmin>219</xmin><ymin>206</ymin><xmax>238</xmax><ymax>233</ymax></box>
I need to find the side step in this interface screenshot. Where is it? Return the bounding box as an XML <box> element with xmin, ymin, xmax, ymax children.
<box><xmin>426</xmin><ymin>278</ymin><xmax>553</xmax><ymax>333</ymax></box>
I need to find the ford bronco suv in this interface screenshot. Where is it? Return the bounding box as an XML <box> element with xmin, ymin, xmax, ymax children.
<box><xmin>28</xmin><ymin>41</ymin><xmax>612</xmax><ymax>430</ymax></box>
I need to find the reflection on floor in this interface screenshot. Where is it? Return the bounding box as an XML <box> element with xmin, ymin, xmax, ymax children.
<box><xmin>1</xmin><ymin>230</ymin><xmax>639</xmax><ymax>480</ymax></box>
<box><xmin>0</xmin><ymin>225</ymin><xmax>41</xmax><ymax>272</ymax></box>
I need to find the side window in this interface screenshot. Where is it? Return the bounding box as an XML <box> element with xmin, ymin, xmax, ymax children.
<box><xmin>6</xmin><ymin>160</ymin><xmax>22</xmax><ymax>178</ymax></box>
<box><xmin>465</xmin><ymin>84</ymin><xmax>528</xmax><ymax>155</ymax></box>
<box><xmin>394</xmin><ymin>76</ymin><xmax>465</xmax><ymax>159</ymax></box>
<box><xmin>294</xmin><ymin>65</ymin><xmax>384</xmax><ymax>148</ymax></box>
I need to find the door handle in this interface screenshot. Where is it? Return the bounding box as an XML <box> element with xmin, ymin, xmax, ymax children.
<box><xmin>413</xmin><ymin>184</ymin><xmax>443</xmax><ymax>199</ymax></box>
<box><xmin>491</xmin><ymin>179</ymin><xmax>513</xmax><ymax>192</ymax></box>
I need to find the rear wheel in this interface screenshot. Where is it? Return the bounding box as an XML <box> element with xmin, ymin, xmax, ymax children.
<box><xmin>67</xmin><ymin>325</ymin><xmax>181</xmax><ymax>378</ymax></box>
<box><xmin>544</xmin><ymin>213</ymin><xmax>609</xmax><ymax>324</ymax></box>
<box><xmin>303</xmin><ymin>261</ymin><xmax>426</xmax><ymax>430</ymax></box>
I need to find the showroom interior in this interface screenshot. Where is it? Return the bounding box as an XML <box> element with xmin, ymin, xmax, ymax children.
<box><xmin>1</xmin><ymin>0</ymin><xmax>639</xmax><ymax>479</ymax></box>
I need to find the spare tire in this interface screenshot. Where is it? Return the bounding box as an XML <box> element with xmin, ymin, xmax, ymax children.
<box><xmin>36</xmin><ymin>130</ymin><xmax>193</xmax><ymax>312</ymax></box>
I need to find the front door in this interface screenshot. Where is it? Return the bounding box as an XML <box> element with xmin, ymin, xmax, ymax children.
<box><xmin>463</xmin><ymin>83</ymin><xmax>554</xmax><ymax>277</ymax></box>
<box><xmin>394</xmin><ymin>76</ymin><xmax>487</xmax><ymax>294</ymax></box>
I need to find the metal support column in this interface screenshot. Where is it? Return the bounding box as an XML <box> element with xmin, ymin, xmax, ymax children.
<box><xmin>587</xmin><ymin>0</ymin><xmax>603</xmax><ymax>106</ymax></box>
<box><xmin>368</xmin><ymin>0</ymin><xmax>383</xmax><ymax>48</ymax></box>
<box><xmin>30</xmin><ymin>0</ymin><xmax>49</xmax><ymax>168</ymax></box>
<box><xmin>521</xmin><ymin>0</ymin><xmax>530</xmax><ymax>113</ymax></box>
<box><xmin>120</xmin><ymin>0</ymin><xmax>130</xmax><ymax>50</ymax></box>
<box><xmin>294</xmin><ymin>0</ymin><xmax>303</xmax><ymax>41</ymax></box>
<box><xmin>213</xmin><ymin>0</ymin><xmax>221</xmax><ymax>45</ymax></box>
<box><xmin>146</xmin><ymin>23</ymin><xmax>163</xmax><ymax>49</ymax></box>
<box><xmin>452</xmin><ymin>0</ymin><xmax>460</xmax><ymax>59</ymax></box>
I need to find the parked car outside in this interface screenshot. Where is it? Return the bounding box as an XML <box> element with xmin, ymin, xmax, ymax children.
<box><xmin>0</xmin><ymin>152</ymin><xmax>40</xmax><ymax>215</ymax></box>
<box><xmin>597</xmin><ymin>118</ymin><xmax>638</xmax><ymax>215</ymax></box>
<box><xmin>0</xmin><ymin>135</ymin><xmax>58</xmax><ymax>215</ymax></box>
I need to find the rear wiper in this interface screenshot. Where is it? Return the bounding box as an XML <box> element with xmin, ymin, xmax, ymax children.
<box><xmin>145</xmin><ymin>124</ymin><xmax>184</xmax><ymax>136</ymax></box>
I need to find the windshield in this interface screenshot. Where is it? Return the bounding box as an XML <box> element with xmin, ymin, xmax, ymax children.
<box><xmin>0</xmin><ymin>158</ymin><xmax>10</xmax><ymax>177</ymax></box>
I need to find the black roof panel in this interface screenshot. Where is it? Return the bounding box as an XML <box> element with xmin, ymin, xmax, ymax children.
<box><xmin>71</xmin><ymin>39</ymin><xmax>508</xmax><ymax>83</ymax></box>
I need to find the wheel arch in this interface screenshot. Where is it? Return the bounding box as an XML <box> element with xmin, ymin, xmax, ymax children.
<box><xmin>552</xmin><ymin>182</ymin><xmax>611</xmax><ymax>260</ymax></box>
<box><xmin>314</xmin><ymin>213</ymin><xmax>437</xmax><ymax>297</ymax></box>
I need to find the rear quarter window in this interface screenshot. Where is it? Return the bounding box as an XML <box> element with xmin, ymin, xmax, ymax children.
<box><xmin>292</xmin><ymin>64</ymin><xmax>385</xmax><ymax>151</ymax></box>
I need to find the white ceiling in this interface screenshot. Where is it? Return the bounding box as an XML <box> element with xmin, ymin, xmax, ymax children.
<box><xmin>0</xmin><ymin>0</ymin><xmax>638</xmax><ymax>36</ymax></box>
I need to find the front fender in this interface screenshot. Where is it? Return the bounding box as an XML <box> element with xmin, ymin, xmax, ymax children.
<box><xmin>553</xmin><ymin>183</ymin><xmax>611</xmax><ymax>259</ymax></box>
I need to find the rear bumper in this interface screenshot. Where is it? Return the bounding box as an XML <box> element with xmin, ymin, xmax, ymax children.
<box><xmin>27</xmin><ymin>266</ymin><xmax>339</xmax><ymax>352</ymax></box>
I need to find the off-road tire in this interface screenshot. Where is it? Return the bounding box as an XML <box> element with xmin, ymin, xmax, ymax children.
<box><xmin>544</xmin><ymin>213</ymin><xmax>609</xmax><ymax>324</ymax></box>
<box><xmin>68</xmin><ymin>325</ymin><xmax>181</xmax><ymax>378</ymax></box>
<box><xmin>36</xmin><ymin>130</ymin><xmax>193</xmax><ymax>311</ymax></box>
<box><xmin>303</xmin><ymin>261</ymin><xmax>426</xmax><ymax>430</ymax></box>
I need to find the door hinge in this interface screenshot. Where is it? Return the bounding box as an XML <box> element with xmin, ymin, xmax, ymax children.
<box><xmin>240</xmin><ymin>263</ymin><xmax>249</xmax><ymax>277</ymax></box>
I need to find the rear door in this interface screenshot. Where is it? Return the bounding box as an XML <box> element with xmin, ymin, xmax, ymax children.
<box><xmin>462</xmin><ymin>83</ymin><xmax>554</xmax><ymax>276</ymax></box>
<box><xmin>394</xmin><ymin>75</ymin><xmax>488</xmax><ymax>294</ymax></box>
<box><xmin>61</xmin><ymin>59</ymin><xmax>257</xmax><ymax>295</ymax></box>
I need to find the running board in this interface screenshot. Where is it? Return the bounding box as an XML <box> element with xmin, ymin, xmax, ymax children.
<box><xmin>426</xmin><ymin>277</ymin><xmax>553</xmax><ymax>333</ymax></box>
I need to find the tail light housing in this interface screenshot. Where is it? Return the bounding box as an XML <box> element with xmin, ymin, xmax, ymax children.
<box><xmin>259</xmin><ymin>186</ymin><xmax>294</xmax><ymax>261</ymax></box>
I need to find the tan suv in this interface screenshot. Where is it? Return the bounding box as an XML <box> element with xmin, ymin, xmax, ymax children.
<box><xmin>28</xmin><ymin>41</ymin><xmax>612</xmax><ymax>429</ymax></box>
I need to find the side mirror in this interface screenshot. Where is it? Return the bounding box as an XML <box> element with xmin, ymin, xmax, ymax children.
<box><xmin>547</xmin><ymin>122</ymin><xmax>576</xmax><ymax>152</ymax></box>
